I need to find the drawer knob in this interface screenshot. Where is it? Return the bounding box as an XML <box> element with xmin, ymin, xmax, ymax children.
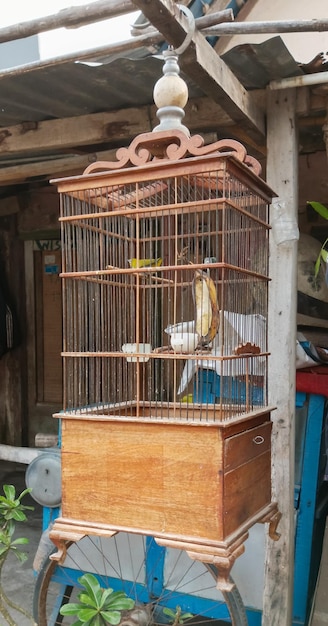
<box><xmin>253</xmin><ymin>435</ymin><xmax>265</xmax><ymax>445</ymax></box>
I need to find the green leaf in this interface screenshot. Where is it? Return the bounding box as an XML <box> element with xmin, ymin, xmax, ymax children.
<box><xmin>163</xmin><ymin>608</ymin><xmax>177</xmax><ymax>618</ymax></box>
<box><xmin>78</xmin><ymin>592</ymin><xmax>98</xmax><ymax>608</ymax></box>
<box><xmin>16</xmin><ymin>488</ymin><xmax>32</xmax><ymax>501</ymax></box>
<box><xmin>106</xmin><ymin>590</ymin><xmax>129</xmax><ymax>601</ymax></box>
<box><xmin>12</xmin><ymin>509</ymin><xmax>27</xmax><ymax>522</ymax></box>
<box><xmin>322</xmin><ymin>249</ymin><xmax>328</xmax><ymax>263</ymax></box>
<box><xmin>77</xmin><ymin>608</ymin><xmax>98</xmax><ymax>621</ymax></box>
<box><xmin>99</xmin><ymin>587</ymin><xmax>115</xmax><ymax>605</ymax></box>
<box><xmin>13</xmin><ymin>550</ymin><xmax>28</xmax><ymax>564</ymax></box>
<box><xmin>3</xmin><ymin>511</ymin><xmax>14</xmax><ymax>520</ymax></box>
<box><xmin>5</xmin><ymin>519</ymin><xmax>15</xmax><ymax>536</ymax></box>
<box><xmin>78</xmin><ymin>573</ymin><xmax>103</xmax><ymax>607</ymax></box>
<box><xmin>180</xmin><ymin>613</ymin><xmax>194</xmax><ymax>621</ymax></box>
<box><xmin>100</xmin><ymin>609</ymin><xmax>122</xmax><ymax>624</ymax></box>
<box><xmin>11</xmin><ymin>537</ymin><xmax>29</xmax><ymax>545</ymax></box>
<box><xmin>3</xmin><ymin>485</ymin><xmax>16</xmax><ymax>501</ymax></box>
<box><xmin>60</xmin><ymin>603</ymin><xmax>84</xmax><ymax>616</ymax></box>
<box><xmin>61</xmin><ymin>574</ymin><xmax>135</xmax><ymax>624</ymax></box>
<box><xmin>0</xmin><ymin>533</ymin><xmax>10</xmax><ymax>546</ymax></box>
<box><xmin>105</xmin><ymin>595</ymin><xmax>135</xmax><ymax>611</ymax></box>
<box><xmin>307</xmin><ymin>201</ymin><xmax>328</xmax><ymax>220</ymax></box>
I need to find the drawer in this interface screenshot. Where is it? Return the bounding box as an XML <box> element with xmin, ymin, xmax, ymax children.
<box><xmin>224</xmin><ymin>422</ymin><xmax>271</xmax><ymax>472</ymax></box>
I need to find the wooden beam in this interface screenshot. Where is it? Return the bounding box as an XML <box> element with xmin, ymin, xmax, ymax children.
<box><xmin>203</xmin><ymin>17</ymin><xmax>328</xmax><ymax>36</ymax></box>
<box><xmin>0</xmin><ymin>109</ymin><xmax>151</xmax><ymax>156</ymax></box>
<box><xmin>0</xmin><ymin>150</ymin><xmax>117</xmax><ymax>185</ymax></box>
<box><xmin>264</xmin><ymin>88</ymin><xmax>298</xmax><ymax>626</ymax></box>
<box><xmin>0</xmin><ymin>10</ymin><xmax>233</xmax><ymax>79</ymax></box>
<box><xmin>0</xmin><ymin>97</ymin><xmax>234</xmax><ymax>158</ymax></box>
<box><xmin>0</xmin><ymin>0</ymin><xmax>136</xmax><ymax>44</ymax></box>
<box><xmin>131</xmin><ymin>0</ymin><xmax>266</xmax><ymax>144</ymax></box>
<box><xmin>0</xmin><ymin>2</ymin><xmax>233</xmax><ymax>46</ymax></box>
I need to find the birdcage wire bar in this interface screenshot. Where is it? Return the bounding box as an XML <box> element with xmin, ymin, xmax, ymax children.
<box><xmin>58</xmin><ymin>155</ymin><xmax>271</xmax><ymax>424</ymax></box>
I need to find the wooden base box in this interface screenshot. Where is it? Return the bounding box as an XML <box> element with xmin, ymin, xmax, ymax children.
<box><xmin>57</xmin><ymin>410</ymin><xmax>275</xmax><ymax>536</ymax></box>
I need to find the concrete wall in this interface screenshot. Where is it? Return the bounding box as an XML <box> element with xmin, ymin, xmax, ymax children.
<box><xmin>216</xmin><ymin>0</ymin><xmax>328</xmax><ymax>64</ymax></box>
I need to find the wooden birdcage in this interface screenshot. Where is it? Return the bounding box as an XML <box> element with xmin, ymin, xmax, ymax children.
<box><xmin>50</xmin><ymin>52</ymin><xmax>280</xmax><ymax>589</ymax></box>
<box><xmin>59</xmin><ymin>142</ymin><xmax>270</xmax><ymax>422</ymax></box>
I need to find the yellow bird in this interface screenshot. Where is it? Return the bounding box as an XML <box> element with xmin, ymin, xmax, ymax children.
<box><xmin>192</xmin><ymin>269</ymin><xmax>219</xmax><ymax>347</ymax></box>
<box><xmin>128</xmin><ymin>258</ymin><xmax>162</xmax><ymax>268</ymax></box>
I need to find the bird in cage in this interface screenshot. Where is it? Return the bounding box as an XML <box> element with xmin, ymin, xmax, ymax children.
<box><xmin>128</xmin><ymin>258</ymin><xmax>162</xmax><ymax>268</ymax></box>
<box><xmin>193</xmin><ymin>269</ymin><xmax>219</xmax><ymax>348</ymax></box>
<box><xmin>164</xmin><ymin>268</ymin><xmax>219</xmax><ymax>352</ymax></box>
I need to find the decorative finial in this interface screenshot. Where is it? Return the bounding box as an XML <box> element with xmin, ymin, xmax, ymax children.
<box><xmin>153</xmin><ymin>47</ymin><xmax>190</xmax><ymax>137</ymax></box>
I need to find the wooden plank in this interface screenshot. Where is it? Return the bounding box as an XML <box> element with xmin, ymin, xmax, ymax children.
<box><xmin>263</xmin><ymin>88</ymin><xmax>298</xmax><ymax>626</ymax></box>
<box><xmin>0</xmin><ymin>97</ymin><xmax>233</xmax><ymax>158</ymax></box>
<box><xmin>224</xmin><ymin>421</ymin><xmax>271</xmax><ymax>472</ymax></box>
<box><xmin>131</xmin><ymin>0</ymin><xmax>266</xmax><ymax>144</ymax></box>
<box><xmin>223</xmin><ymin>451</ymin><xmax>271</xmax><ymax>536</ymax></box>
<box><xmin>0</xmin><ymin>109</ymin><xmax>150</xmax><ymax>156</ymax></box>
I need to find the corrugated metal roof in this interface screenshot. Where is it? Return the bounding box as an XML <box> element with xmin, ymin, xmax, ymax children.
<box><xmin>0</xmin><ymin>53</ymin><xmax>204</xmax><ymax>127</ymax></box>
<box><xmin>0</xmin><ymin>35</ymin><xmax>307</xmax><ymax>128</ymax></box>
<box><xmin>221</xmin><ymin>36</ymin><xmax>303</xmax><ymax>89</ymax></box>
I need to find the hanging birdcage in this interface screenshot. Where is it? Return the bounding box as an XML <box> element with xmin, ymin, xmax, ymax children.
<box><xmin>50</xmin><ymin>50</ymin><xmax>280</xmax><ymax>590</ymax></box>
<box><xmin>59</xmin><ymin>144</ymin><xmax>270</xmax><ymax>423</ymax></box>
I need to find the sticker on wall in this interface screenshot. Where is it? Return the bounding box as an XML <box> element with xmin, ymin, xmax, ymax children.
<box><xmin>44</xmin><ymin>255</ymin><xmax>59</xmax><ymax>275</ymax></box>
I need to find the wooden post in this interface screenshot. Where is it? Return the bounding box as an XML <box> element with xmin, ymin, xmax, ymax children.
<box><xmin>263</xmin><ymin>89</ymin><xmax>298</xmax><ymax>625</ymax></box>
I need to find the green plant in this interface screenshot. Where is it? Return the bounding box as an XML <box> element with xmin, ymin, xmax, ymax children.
<box><xmin>163</xmin><ymin>605</ymin><xmax>193</xmax><ymax>626</ymax></box>
<box><xmin>0</xmin><ymin>484</ymin><xmax>35</xmax><ymax>625</ymax></box>
<box><xmin>60</xmin><ymin>572</ymin><xmax>135</xmax><ymax>625</ymax></box>
<box><xmin>307</xmin><ymin>201</ymin><xmax>328</xmax><ymax>283</ymax></box>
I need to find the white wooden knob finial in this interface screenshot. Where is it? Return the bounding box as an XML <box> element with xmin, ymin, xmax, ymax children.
<box><xmin>153</xmin><ymin>48</ymin><xmax>190</xmax><ymax>136</ymax></box>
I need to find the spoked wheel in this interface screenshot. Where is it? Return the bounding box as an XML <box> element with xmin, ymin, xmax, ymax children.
<box><xmin>33</xmin><ymin>532</ymin><xmax>248</xmax><ymax>626</ymax></box>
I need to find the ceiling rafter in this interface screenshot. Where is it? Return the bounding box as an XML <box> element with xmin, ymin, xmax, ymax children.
<box><xmin>0</xmin><ymin>97</ymin><xmax>237</xmax><ymax>158</ymax></box>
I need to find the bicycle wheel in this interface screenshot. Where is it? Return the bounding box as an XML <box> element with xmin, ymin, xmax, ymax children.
<box><xmin>33</xmin><ymin>532</ymin><xmax>248</xmax><ymax>626</ymax></box>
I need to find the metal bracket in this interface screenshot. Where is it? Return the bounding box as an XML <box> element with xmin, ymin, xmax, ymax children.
<box><xmin>174</xmin><ymin>4</ymin><xmax>196</xmax><ymax>54</ymax></box>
